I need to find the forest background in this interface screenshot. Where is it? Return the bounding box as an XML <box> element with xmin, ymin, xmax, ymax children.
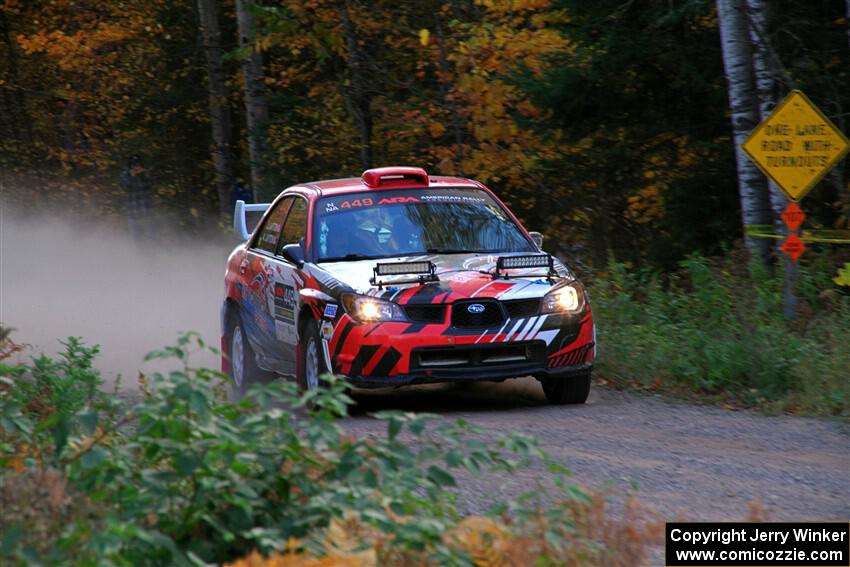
<box><xmin>2</xmin><ymin>0</ymin><xmax>848</xmax><ymax>272</ymax></box>
<box><xmin>1</xmin><ymin>7</ymin><xmax>849</xmax><ymax>565</ymax></box>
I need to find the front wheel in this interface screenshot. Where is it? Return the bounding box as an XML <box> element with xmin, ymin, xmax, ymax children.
<box><xmin>297</xmin><ymin>319</ymin><xmax>324</xmax><ymax>392</ymax></box>
<box><xmin>538</xmin><ymin>372</ymin><xmax>592</xmax><ymax>405</ymax></box>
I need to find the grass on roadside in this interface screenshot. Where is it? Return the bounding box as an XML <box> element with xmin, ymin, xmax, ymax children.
<box><xmin>589</xmin><ymin>249</ymin><xmax>850</xmax><ymax>416</ymax></box>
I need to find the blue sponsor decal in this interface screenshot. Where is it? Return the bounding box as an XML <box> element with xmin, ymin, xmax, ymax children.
<box><xmin>323</xmin><ymin>304</ymin><xmax>338</xmax><ymax>319</ymax></box>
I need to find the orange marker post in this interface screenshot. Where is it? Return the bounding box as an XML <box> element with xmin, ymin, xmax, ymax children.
<box><xmin>781</xmin><ymin>202</ymin><xmax>805</xmax><ymax>232</ymax></box>
<box><xmin>780</xmin><ymin>233</ymin><xmax>805</xmax><ymax>263</ymax></box>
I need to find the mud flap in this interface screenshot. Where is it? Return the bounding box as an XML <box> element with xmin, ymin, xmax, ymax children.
<box><xmin>592</xmin><ymin>323</ymin><xmax>597</xmax><ymax>359</ymax></box>
<box><xmin>295</xmin><ymin>343</ymin><xmax>304</xmax><ymax>384</ymax></box>
<box><xmin>321</xmin><ymin>338</ymin><xmax>333</xmax><ymax>373</ymax></box>
<box><xmin>221</xmin><ymin>336</ymin><xmax>230</xmax><ymax>375</ymax></box>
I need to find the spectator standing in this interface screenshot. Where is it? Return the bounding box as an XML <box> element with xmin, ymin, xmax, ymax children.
<box><xmin>230</xmin><ymin>179</ymin><xmax>254</xmax><ymax>212</ymax></box>
<box><xmin>120</xmin><ymin>154</ymin><xmax>154</xmax><ymax>242</ymax></box>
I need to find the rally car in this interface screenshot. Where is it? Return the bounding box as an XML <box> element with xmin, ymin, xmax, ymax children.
<box><xmin>222</xmin><ymin>167</ymin><xmax>596</xmax><ymax>404</ymax></box>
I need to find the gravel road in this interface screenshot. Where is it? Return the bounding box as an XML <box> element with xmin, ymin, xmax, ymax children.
<box><xmin>342</xmin><ymin>378</ymin><xmax>850</xmax><ymax>523</ymax></box>
<box><xmin>6</xmin><ymin>210</ymin><xmax>847</xmax><ymax>564</ymax></box>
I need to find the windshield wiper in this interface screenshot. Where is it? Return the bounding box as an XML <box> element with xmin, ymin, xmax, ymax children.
<box><xmin>425</xmin><ymin>248</ymin><xmax>480</xmax><ymax>254</ymax></box>
<box><xmin>320</xmin><ymin>253</ymin><xmax>381</xmax><ymax>262</ymax></box>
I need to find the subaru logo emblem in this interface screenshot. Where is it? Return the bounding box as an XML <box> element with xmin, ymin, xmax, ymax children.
<box><xmin>467</xmin><ymin>303</ymin><xmax>485</xmax><ymax>314</ymax></box>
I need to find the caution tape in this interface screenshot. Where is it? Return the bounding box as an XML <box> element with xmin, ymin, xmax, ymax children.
<box><xmin>744</xmin><ymin>224</ymin><xmax>850</xmax><ymax>244</ymax></box>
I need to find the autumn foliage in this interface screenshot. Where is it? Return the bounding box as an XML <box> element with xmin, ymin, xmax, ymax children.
<box><xmin>225</xmin><ymin>494</ymin><xmax>663</xmax><ymax>567</ymax></box>
<box><xmin>2</xmin><ymin>0</ymin><xmax>847</xmax><ymax>267</ymax></box>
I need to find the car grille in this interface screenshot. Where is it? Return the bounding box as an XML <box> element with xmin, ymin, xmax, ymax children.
<box><xmin>451</xmin><ymin>299</ymin><xmax>505</xmax><ymax>328</ymax></box>
<box><xmin>412</xmin><ymin>342</ymin><xmax>546</xmax><ymax>370</ymax></box>
<box><xmin>503</xmin><ymin>299</ymin><xmax>540</xmax><ymax>318</ymax></box>
<box><xmin>404</xmin><ymin>299</ymin><xmax>541</xmax><ymax>328</ymax></box>
<box><xmin>404</xmin><ymin>304</ymin><xmax>447</xmax><ymax>323</ymax></box>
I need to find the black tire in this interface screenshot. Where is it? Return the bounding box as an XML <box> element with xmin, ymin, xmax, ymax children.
<box><xmin>225</xmin><ymin>312</ymin><xmax>275</xmax><ymax>399</ymax></box>
<box><xmin>297</xmin><ymin>319</ymin><xmax>325</xmax><ymax>392</ymax></box>
<box><xmin>539</xmin><ymin>372</ymin><xmax>592</xmax><ymax>405</ymax></box>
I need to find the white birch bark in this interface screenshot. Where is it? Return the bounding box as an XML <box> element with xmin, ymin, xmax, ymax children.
<box><xmin>716</xmin><ymin>0</ymin><xmax>773</xmax><ymax>263</ymax></box>
<box><xmin>744</xmin><ymin>0</ymin><xmax>787</xmax><ymax>234</ymax></box>
<box><xmin>235</xmin><ymin>0</ymin><xmax>269</xmax><ymax>200</ymax></box>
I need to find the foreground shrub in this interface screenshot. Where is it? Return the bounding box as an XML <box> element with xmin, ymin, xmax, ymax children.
<box><xmin>1</xmin><ymin>333</ymin><xmax>661</xmax><ymax>566</ymax></box>
<box><xmin>591</xmin><ymin>251</ymin><xmax>850</xmax><ymax>415</ymax></box>
<box><xmin>226</xmin><ymin>494</ymin><xmax>660</xmax><ymax>567</ymax></box>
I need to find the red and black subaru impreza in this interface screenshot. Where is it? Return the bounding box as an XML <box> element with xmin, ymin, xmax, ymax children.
<box><xmin>222</xmin><ymin>167</ymin><xmax>596</xmax><ymax>404</ymax></box>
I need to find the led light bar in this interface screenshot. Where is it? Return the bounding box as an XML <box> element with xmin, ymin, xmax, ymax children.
<box><xmin>375</xmin><ymin>261</ymin><xmax>434</xmax><ymax>276</ymax></box>
<box><xmin>496</xmin><ymin>254</ymin><xmax>552</xmax><ymax>271</ymax></box>
<box><xmin>490</xmin><ymin>254</ymin><xmax>557</xmax><ymax>281</ymax></box>
<box><xmin>371</xmin><ymin>261</ymin><xmax>439</xmax><ymax>289</ymax></box>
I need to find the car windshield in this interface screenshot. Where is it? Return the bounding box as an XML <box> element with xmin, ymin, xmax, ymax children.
<box><xmin>314</xmin><ymin>187</ymin><xmax>535</xmax><ymax>262</ymax></box>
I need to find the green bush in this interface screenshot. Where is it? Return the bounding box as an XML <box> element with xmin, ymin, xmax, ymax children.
<box><xmin>0</xmin><ymin>333</ymin><xmax>660</xmax><ymax>566</ymax></box>
<box><xmin>590</xmin><ymin>253</ymin><xmax>850</xmax><ymax>415</ymax></box>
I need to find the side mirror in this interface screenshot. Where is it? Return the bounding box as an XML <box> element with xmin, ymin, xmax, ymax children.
<box><xmin>280</xmin><ymin>243</ymin><xmax>305</xmax><ymax>267</ymax></box>
<box><xmin>529</xmin><ymin>231</ymin><xmax>544</xmax><ymax>250</ymax></box>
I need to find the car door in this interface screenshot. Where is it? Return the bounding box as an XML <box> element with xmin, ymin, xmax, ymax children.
<box><xmin>242</xmin><ymin>196</ymin><xmax>294</xmax><ymax>371</ymax></box>
<box><xmin>268</xmin><ymin>196</ymin><xmax>310</xmax><ymax>374</ymax></box>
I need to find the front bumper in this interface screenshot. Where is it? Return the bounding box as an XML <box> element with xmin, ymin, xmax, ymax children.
<box><xmin>326</xmin><ymin>309</ymin><xmax>596</xmax><ymax>387</ymax></box>
<box><xmin>344</xmin><ymin>361</ymin><xmax>593</xmax><ymax>388</ymax></box>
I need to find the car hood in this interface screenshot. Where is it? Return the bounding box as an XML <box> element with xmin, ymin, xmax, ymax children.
<box><xmin>314</xmin><ymin>253</ymin><xmax>573</xmax><ymax>303</ymax></box>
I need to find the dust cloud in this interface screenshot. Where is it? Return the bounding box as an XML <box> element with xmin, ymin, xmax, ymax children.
<box><xmin>0</xmin><ymin>202</ymin><xmax>235</xmax><ymax>391</ymax></box>
<box><xmin>0</xmin><ymin>201</ymin><xmax>546</xmax><ymax>402</ymax></box>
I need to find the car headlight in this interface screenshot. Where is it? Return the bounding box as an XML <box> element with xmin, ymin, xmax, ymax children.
<box><xmin>541</xmin><ymin>283</ymin><xmax>585</xmax><ymax>314</ymax></box>
<box><xmin>341</xmin><ymin>293</ymin><xmax>408</xmax><ymax>323</ymax></box>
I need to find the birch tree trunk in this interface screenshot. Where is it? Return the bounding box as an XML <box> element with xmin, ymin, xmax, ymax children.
<box><xmin>716</xmin><ymin>0</ymin><xmax>773</xmax><ymax>264</ymax></box>
<box><xmin>197</xmin><ymin>0</ymin><xmax>236</xmax><ymax>219</ymax></box>
<box><xmin>235</xmin><ymin>0</ymin><xmax>269</xmax><ymax>200</ymax></box>
<box><xmin>744</xmin><ymin>0</ymin><xmax>803</xmax><ymax>319</ymax></box>
<box><xmin>744</xmin><ymin>0</ymin><xmax>787</xmax><ymax>233</ymax></box>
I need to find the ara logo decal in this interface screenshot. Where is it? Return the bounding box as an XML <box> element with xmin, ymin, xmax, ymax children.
<box><xmin>377</xmin><ymin>196</ymin><xmax>419</xmax><ymax>205</ymax></box>
<box><xmin>273</xmin><ymin>283</ymin><xmax>296</xmax><ymax>322</ymax></box>
<box><xmin>467</xmin><ymin>303</ymin><xmax>486</xmax><ymax>314</ymax></box>
<box><xmin>323</xmin><ymin>304</ymin><xmax>338</xmax><ymax>319</ymax></box>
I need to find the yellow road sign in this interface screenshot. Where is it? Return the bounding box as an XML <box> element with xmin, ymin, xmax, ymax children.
<box><xmin>742</xmin><ymin>90</ymin><xmax>849</xmax><ymax>202</ymax></box>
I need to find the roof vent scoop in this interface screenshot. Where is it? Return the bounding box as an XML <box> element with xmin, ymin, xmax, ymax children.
<box><xmin>361</xmin><ymin>166</ymin><xmax>429</xmax><ymax>188</ymax></box>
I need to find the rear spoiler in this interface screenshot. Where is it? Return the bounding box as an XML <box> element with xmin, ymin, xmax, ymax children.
<box><xmin>233</xmin><ymin>200</ymin><xmax>271</xmax><ymax>241</ymax></box>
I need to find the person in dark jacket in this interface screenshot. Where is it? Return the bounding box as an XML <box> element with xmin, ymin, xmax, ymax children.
<box><xmin>230</xmin><ymin>179</ymin><xmax>254</xmax><ymax>211</ymax></box>
<box><xmin>120</xmin><ymin>154</ymin><xmax>154</xmax><ymax>241</ymax></box>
